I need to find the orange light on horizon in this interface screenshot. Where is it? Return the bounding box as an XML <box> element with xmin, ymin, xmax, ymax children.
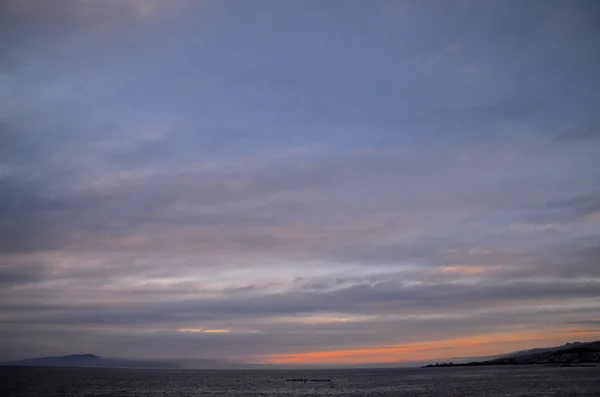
<box><xmin>258</xmin><ymin>327</ymin><xmax>600</xmax><ymax>365</ymax></box>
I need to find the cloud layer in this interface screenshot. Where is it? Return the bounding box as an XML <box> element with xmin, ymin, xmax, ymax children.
<box><xmin>1</xmin><ymin>0</ymin><xmax>599</xmax><ymax>364</ymax></box>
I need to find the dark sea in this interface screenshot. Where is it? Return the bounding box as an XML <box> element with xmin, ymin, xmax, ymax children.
<box><xmin>1</xmin><ymin>365</ymin><xmax>599</xmax><ymax>396</ymax></box>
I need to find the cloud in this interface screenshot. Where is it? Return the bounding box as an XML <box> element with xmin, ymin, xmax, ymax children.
<box><xmin>3</xmin><ymin>276</ymin><xmax>599</xmax><ymax>328</ymax></box>
<box><xmin>545</xmin><ymin>193</ymin><xmax>600</xmax><ymax>218</ymax></box>
<box><xmin>556</xmin><ymin>125</ymin><xmax>600</xmax><ymax>143</ymax></box>
<box><xmin>509</xmin><ymin>223</ymin><xmax>560</xmax><ymax>233</ymax></box>
<box><xmin>0</xmin><ymin>262</ymin><xmax>49</xmax><ymax>288</ymax></box>
<box><xmin>178</xmin><ymin>328</ymin><xmax>231</xmax><ymax>334</ymax></box>
<box><xmin>1</xmin><ymin>0</ymin><xmax>599</xmax><ymax>364</ymax></box>
<box><xmin>442</xmin><ymin>266</ymin><xmax>487</xmax><ymax>274</ymax></box>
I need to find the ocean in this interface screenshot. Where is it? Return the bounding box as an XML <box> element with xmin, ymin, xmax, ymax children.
<box><xmin>1</xmin><ymin>365</ymin><xmax>599</xmax><ymax>396</ymax></box>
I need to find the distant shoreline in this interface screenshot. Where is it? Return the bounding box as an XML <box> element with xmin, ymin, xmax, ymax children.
<box><xmin>422</xmin><ymin>345</ymin><xmax>600</xmax><ymax>368</ymax></box>
<box><xmin>422</xmin><ymin>362</ymin><xmax>598</xmax><ymax>368</ymax></box>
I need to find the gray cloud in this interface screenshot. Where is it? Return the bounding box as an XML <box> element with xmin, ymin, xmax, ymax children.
<box><xmin>0</xmin><ymin>263</ymin><xmax>48</xmax><ymax>288</ymax></box>
<box><xmin>556</xmin><ymin>124</ymin><xmax>600</xmax><ymax>143</ymax></box>
<box><xmin>546</xmin><ymin>193</ymin><xmax>600</xmax><ymax>218</ymax></box>
<box><xmin>2</xmin><ymin>276</ymin><xmax>598</xmax><ymax>326</ymax></box>
<box><xmin>1</xmin><ymin>281</ymin><xmax>599</xmax><ymax>361</ymax></box>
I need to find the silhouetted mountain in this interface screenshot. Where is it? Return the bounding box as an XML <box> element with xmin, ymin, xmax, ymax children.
<box><xmin>423</xmin><ymin>341</ymin><xmax>600</xmax><ymax>368</ymax></box>
<box><xmin>500</xmin><ymin>341</ymin><xmax>593</xmax><ymax>359</ymax></box>
<box><xmin>2</xmin><ymin>354</ymin><xmax>179</xmax><ymax>369</ymax></box>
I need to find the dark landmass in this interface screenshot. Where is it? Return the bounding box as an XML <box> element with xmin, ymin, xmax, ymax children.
<box><xmin>423</xmin><ymin>341</ymin><xmax>600</xmax><ymax>368</ymax></box>
<box><xmin>2</xmin><ymin>354</ymin><xmax>180</xmax><ymax>369</ymax></box>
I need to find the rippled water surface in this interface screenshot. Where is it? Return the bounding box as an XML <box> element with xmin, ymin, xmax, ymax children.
<box><xmin>2</xmin><ymin>365</ymin><xmax>599</xmax><ymax>396</ymax></box>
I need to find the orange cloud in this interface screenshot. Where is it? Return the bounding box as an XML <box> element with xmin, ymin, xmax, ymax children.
<box><xmin>442</xmin><ymin>266</ymin><xmax>487</xmax><ymax>274</ymax></box>
<box><xmin>177</xmin><ymin>328</ymin><xmax>231</xmax><ymax>333</ymax></box>
<box><xmin>260</xmin><ymin>327</ymin><xmax>600</xmax><ymax>365</ymax></box>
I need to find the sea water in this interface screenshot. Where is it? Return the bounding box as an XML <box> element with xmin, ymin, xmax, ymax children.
<box><xmin>2</xmin><ymin>365</ymin><xmax>599</xmax><ymax>396</ymax></box>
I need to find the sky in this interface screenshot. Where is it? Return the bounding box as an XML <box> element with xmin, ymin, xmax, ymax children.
<box><xmin>1</xmin><ymin>0</ymin><xmax>600</xmax><ymax>366</ymax></box>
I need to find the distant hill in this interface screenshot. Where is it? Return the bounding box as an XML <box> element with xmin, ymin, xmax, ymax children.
<box><xmin>2</xmin><ymin>354</ymin><xmax>180</xmax><ymax>369</ymax></box>
<box><xmin>500</xmin><ymin>341</ymin><xmax>600</xmax><ymax>360</ymax></box>
<box><xmin>424</xmin><ymin>340</ymin><xmax>600</xmax><ymax>368</ymax></box>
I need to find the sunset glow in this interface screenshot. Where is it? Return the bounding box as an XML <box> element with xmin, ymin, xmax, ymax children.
<box><xmin>263</xmin><ymin>328</ymin><xmax>600</xmax><ymax>365</ymax></box>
